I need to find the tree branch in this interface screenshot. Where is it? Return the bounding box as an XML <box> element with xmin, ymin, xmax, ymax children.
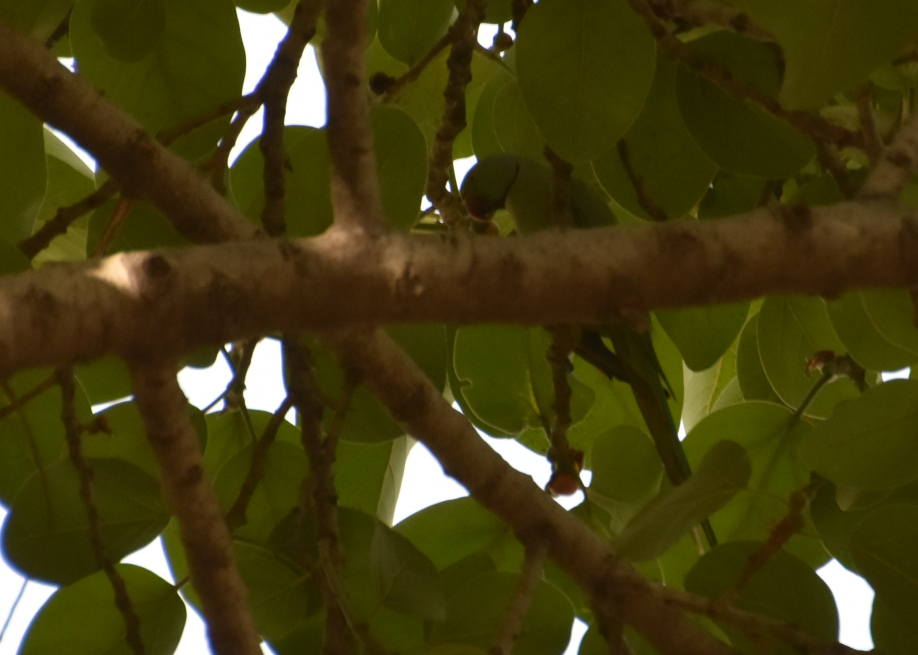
<box><xmin>0</xmin><ymin>18</ymin><xmax>258</xmax><ymax>244</ymax></box>
<box><xmin>0</xmin><ymin>200</ymin><xmax>916</xmax><ymax>376</ymax></box>
<box><xmin>322</xmin><ymin>0</ymin><xmax>387</xmax><ymax>234</ymax></box>
<box><xmin>325</xmin><ymin>328</ymin><xmax>737</xmax><ymax>655</ymax></box>
<box><xmin>492</xmin><ymin>543</ymin><xmax>547</xmax><ymax>655</ymax></box>
<box><xmin>129</xmin><ymin>361</ymin><xmax>262</xmax><ymax>655</ymax></box>
<box><xmin>859</xmin><ymin>104</ymin><xmax>918</xmax><ymax>200</ymax></box>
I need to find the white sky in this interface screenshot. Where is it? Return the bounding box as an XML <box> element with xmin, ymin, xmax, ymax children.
<box><xmin>0</xmin><ymin>9</ymin><xmax>875</xmax><ymax>655</ymax></box>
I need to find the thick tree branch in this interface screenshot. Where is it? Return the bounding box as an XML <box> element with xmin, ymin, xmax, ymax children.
<box><xmin>322</xmin><ymin>0</ymin><xmax>387</xmax><ymax>234</ymax></box>
<box><xmin>0</xmin><ymin>19</ymin><xmax>258</xmax><ymax>244</ymax></box>
<box><xmin>130</xmin><ymin>362</ymin><xmax>262</xmax><ymax>655</ymax></box>
<box><xmin>0</xmin><ymin>201</ymin><xmax>916</xmax><ymax>376</ymax></box>
<box><xmin>326</xmin><ymin>328</ymin><xmax>736</xmax><ymax>655</ymax></box>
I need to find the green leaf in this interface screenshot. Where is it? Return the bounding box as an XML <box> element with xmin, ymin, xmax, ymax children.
<box><xmin>682</xmin><ymin>345</ymin><xmax>738</xmax><ymax>433</ymax></box>
<box><xmin>0</xmin><ymin>90</ymin><xmax>47</xmax><ymax>243</ymax></box>
<box><xmin>872</xmin><ymin>597</ymin><xmax>918</xmax><ymax>655</ymax></box>
<box><xmin>20</xmin><ymin>564</ymin><xmax>185</xmax><ymax>655</ymax></box>
<box><xmin>337</xmin><ymin>437</ymin><xmax>413</xmax><ymax>524</ymax></box>
<box><xmin>757</xmin><ymin>295</ymin><xmax>859</xmax><ymax>418</ymax></box>
<box><xmin>860</xmin><ymin>289</ymin><xmax>918</xmax><ymax>357</ymax></box>
<box><xmin>612</xmin><ymin>440</ymin><xmax>751</xmax><ymax>561</ymax></box>
<box><xmin>745</xmin><ymin>0</ymin><xmax>918</xmax><ymax>109</ymax></box>
<box><xmin>685</xmin><ymin>542</ymin><xmax>838</xmax><ymax>654</ymax></box>
<box><xmin>683</xmin><ymin>403</ymin><xmax>823</xmax><ymax>565</ymax></box>
<box><xmin>431</xmin><ymin>571</ymin><xmax>574</xmax><ymax>655</ymax></box>
<box><xmin>0</xmin><ymin>368</ymin><xmax>87</xmax><ymax>506</ymax></box>
<box><xmin>827</xmin><ymin>291</ymin><xmax>918</xmax><ymax>372</ymax></box>
<box><xmin>230</xmin><ymin>126</ymin><xmax>334</xmax><ymax>237</ymax></box>
<box><xmin>850</xmin><ymin>504</ymin><xmax>918</xmax><ymax>626</ymax></box>
<box><xmin>440</xmin><ymin>553</ymin><xmax>496</xmax><ymax>598</ymax></box>
<box><xmin>697</xmin><ymin>172</ymin><xmax>770</xmax><ymax>220</ymax></box>
<box><xmin>657</xmin><ymin>303</ymin><xmax>749</xmax><ymax>372</ymax></box>
<box><xmin>735</xmin><ymin>312</ymin><xmax>783</xmax><ymax>405</ymax></box>
<box><xmin>371</xmin><ymin>519</ymin><xmax>446</xmax><ymax>620</ymax></box>
<box><xmin>800</xmin><ymin>380</ymin><xmax>918</xmax><ymax>490</ymax></box>
<box><xmin>74</xmin><ymin>356</ymin><xmax>133</xmax><ymax>406</ymax></box>
<box><xmin>809</xmin><ymin>480</ymin><xmax>871</xmax><ymax>571</ymax></box>
<box><xmin>378</xmin><ymin>0</ymin><xmax>453</xmax><ymax>65</ymax></box>
<box><xmin>592</xmin><ymin>56</ymin><xmax>716</xmax><ymax>221</ymax></box>
<box><xmin>0</xmin><ymin>0</ymin><xmax>73</xmax><ymax>41</ymax></box>
<box><xmin>472</xmin><ymin>68</ymin><xmax>513</xmax><ymax>160</ymax></box>
<box><xmin>2</xmin><ymin>458</ymin><xmax>170</xmax><ymax>585</ymax></box>
<box><xmin>87</xmin><ymin>198</ymin><xmax>188</xmax><ymax>254</ymax></box>
<box><xmin>71</xmin><ymin>0</ymin><xmax>245</xmax><ymax>161</ymax></box>
<box><xmin>233</xmin><ymin>541</ymin><xmax>316</xmax><ymax>640</ymax></box>
<box><xmin>81</xmin><ymin>401</ymin><xmax>159</xmax><ymax>478</ymax></box>
<box><xmin>491</xmin><ymin>77</ymin><xmax>544</xmax><ymax>160</ymax></box>
<box><xmin>515</xmin><ymin>0</ymin><xmax>656</xmax><ymax>162</ymax></box>
<box><xmin>214</xmin><ymin>440</ymin><xmax>309</xmax><ymax>543</ymax></box>
<box><xmin>675</xmin><ymin>32</ymin><xmax>815</xmax><ymax>178</ymax></box>
<box><xmin>372</xmin><ymin>107</ymin><xmax>428</xmax><ymax>230</ymax></box>
<box><xmin>454</xmin><ymin>325</ymin><xmax>593</xmax><ymax>438</ymax></box>
<box><xmin>395</xmin><ymin>497</ymin><xmax>524</xmax><ymax>571</ymax></box>
<box><xmin>91</xmin><ymin>0</ymin><xmax>166</xmax><ymax>62</ymax></box>
<box><xmin>590</xmin><ymin>425</ymin><xmax>663</xmax><ymax>506</ymax></box>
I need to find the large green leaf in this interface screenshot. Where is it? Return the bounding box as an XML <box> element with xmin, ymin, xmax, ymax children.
<box><xmin>372</xmin><ymin>107</ymin><xmax>428</xmax><ymax>230</ymax></box>
<box><xmin>491</xmin><ymin>77</ymin><xmax>544</xmax><ymax>160</ymax></box>
<box><xmin>430</xmin><ymin>571</ymin><xmax>574</xmax><ymax>655</ymax></box>
<box><xmin>0</xmin><ymin>90</ymin><xmax>47</xmax><ymax>243</ymax></box>
<box><xmin>735</xmin><ymin>312</ymin><xmax>783</xmax><ymax>405</ymax></box>
<box><xmin>0</xmin><ymin>368</ymin><xmax>89</xmax><ymax>506</ymax></box>
<box><xmin>0</xmin><ymin>0</ymin><xmax>73</xmax><ymax>41</ymax></box>
<box><xmin>675</xmin><ymin>32</ymin><xmax>815</xmax><ymax>178</ymax></box>
<box><xmin>757</xmin><ymin>295</ymin><xmax>860</xmax><ymax>418</ymax></box>
<box><xmin>515</xmin><ymin>0</ymin><xmax>656</xmax><ymax>162</ymax></box>
<box><xmin>81</xmin><ymin>401</ymin><xmax>160</xmax><ymax>478</ymax></box>
<box><xmin>827</xmin><ymin>291</ymin><xmax>918</xmax><ymax>372</ymax></box>
<box><xmin>2</xmin><ymin>458</ymin><xmax>170</xmax><ymax>585</ymax></box>
<box><xmin>86</xmin><ymin>198</ymin><xmax>188</xmax><ymax>254</ymax></box>
<box><xmin>589</xmin><ymin>425</ymin><xmax>663</xmax><ymax>506</ymax></box>
<box><xmin>851</xmin><ymin>504</ymin><xmax>918</xmax><ymax>626</ymax></box>
<box><xmin>656</xmin><ymin>302</ymin><xmax>749</xmax><ymax>373</ymax></box>
<box><xmin>872</xmin><ymin>597</ymin><xmax>918</xmax><ymax>655</ymax></box>
<box><xmin>337</xmin><ymin>437</ymin><xmax>413</xmax><ymax>524</ymax></box>
<box><xmin>683</xmin><ymin>402</ymin><xmax>824</xmax><ymax>565</ymax></box>
<box><xmin>454</xmin><ymin>325</ymin><xmax>593</xmax><ymax>439</ymax></box>
<box><xmin>745</xmin><ymin>0</ymin><xmax>918</xmax><ymax>109</ymax></box>
<box><xmin>472</xmin><ymin>68</ymin><xmax>513</xmax><ymax>160</ymax></box>
<box><xmin>377</xmin><ymin>0</ymin><xmax>453</xmax><ymax>65</ymax></box>
<box><xmin>860</xmin><ymin>288</ymin><xmax>918</xmax><ymax>357</ymax></box>
<box><xmin>396</xmin><ymin>497</ymin><xmax>524</xmax><ymax>571</ymax></box>
<box><xmin>612</xmin><ymin>440</ymin><xmax>751</xmax><ymax>561</ymax></box>
<box><xmin>70</xmin><ymin>0</ymin><xmax>245</xmax><ymax>160</ymax></box>
<box><xmin>20</xmin><ymin>564</ymin><xmax>185</xmax><ymax>655</ymax></box>
<box><xmin>592</xmin><ymin>56</ymin><xmax>716</xmax><ymax>221</ymax></box>
<box><xmin>74</xmin><ymin>356</ymin><xmax>133</xmax><ymax>406</ymax></box>
<box><xmin>371</xmin><ymin>519</ymin><xmax>446</xmax><ymax>620</ymax></box>
<box><xmin>90</xmin><ymin>0</ymin><xmax>166</xmax><ymax>62</ymax></box>
<box><xmin>682</xmin><ymin>343</ymin><xmax>739</xmax><ymax>433</ymax></box>
<box><xmin>800</xmin><ymin>380</ymin><xmax>918</xmax><ymax>490</ymax></box>
<box><xmin>685</xmin><ymin>542</ymin><xmax>838</xmax><ymax>655</ymax></box>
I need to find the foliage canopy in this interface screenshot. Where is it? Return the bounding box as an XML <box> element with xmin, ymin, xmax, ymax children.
<box><xmin>1</xmin><ymin>0</ymin><xmax>918</xmax><ymax>654</ymax></box>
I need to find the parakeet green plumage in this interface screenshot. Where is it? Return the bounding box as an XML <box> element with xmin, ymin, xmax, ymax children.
<box><xmin>461</xmin><ymin>153</ymin><xmax>716</xmax><ymax>548</ymax></box>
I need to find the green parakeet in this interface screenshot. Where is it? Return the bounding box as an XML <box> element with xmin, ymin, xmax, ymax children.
<box><xmin>460</xmin><ymin>153</ymin><xmax>716</xmax><ymax>548</ymax></box>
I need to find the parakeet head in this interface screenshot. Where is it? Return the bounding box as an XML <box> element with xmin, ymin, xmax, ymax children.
<box><xmin>460</xmin><ymin>154</ymin><xmax>522</xmax><ymax>221</ymax></box>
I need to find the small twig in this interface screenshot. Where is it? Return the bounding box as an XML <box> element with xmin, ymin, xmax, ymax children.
<box><xmin>379</xmin><ymin>34</ymin><xmax>452</xmax><ymax>103</ymax></box>
<box><xmin>209</xmin><ymin>104</ymin><xmax>262</xmax><ymax>194</ymax></box>
<box><xmin>222</xmin><ymin>338</ymin><xmax>261</xmax><ymax>412</ymax></box>
<box><xmin>284</xmin><ymin>338</ymin><xmax>354</xmax><ymax>655</ymax></box>
<box><xmin>130</xmin><ymin>361</ymin><xmax>262</xmax><ymax>655</ymax></box>
<box><xmin>225</xmin><ymin>395</ymin><xmax>296</xmax><ymax>531</ymax></box>
<box><xmin>615</xmin><ymin>140</ymin><xmax>668</xmax><ymax>221</ymax></box>
<box><xmin>716</xmin><ymin>482</ymin><xmax>818</xmax><ymax>607</ymax></box>
<box><xmin>57</xmin><ymin>367</ymin><xmax>146</xmax><ymax>655</ymax></box>
<box><xmin>656</xmin><ymin>584</ymin><xmax>867</xmax><ymax>655</ymax></box>
<box><xmin>44</xmin><ymin>8</ymin><xmax>72</xmax><ymax>49</ymax></box>
<box><xmin>258</xmin><ymin>0</ymin><xmax>325</xmax><ymax>237</ymax></box>
<box><xmin>646</xmin><ymin>0</ymin><xmax>775</xmax><ymax>42</ymax></box>
<box><xmin>92</xmin><ymin>194</ymin><xmax>134</xmax><ymax>257</ymax></box>
<box><xmin>856</xmin><ymin>85</ymin><xmax>885</xmax><ymax>167</ymax></box>
<box><xmin>491</xmin><ymin>544</ymin><xmax>547</xmax><ymax>655</ymax></box>
<box><xmin>626</xmin><ymin>0</ymin><xmax>857</xmax><ymax>149</ymax></box>
<box><xmin>0</xmin><ymin>578</ymin><xmax>27</xmax><ymax>643</ymax></box>
<box><xmin>19</xmin><ymin>179</ymin><xmax>118</xmax><ymax>260</ymax></box>
<box><xmin>0</xmin><ymin>373</ymin><xmax>55</xmax><ymax>419</ymax></box>
<box><xmin>425</xmin><ymin>0</ymin><xmax>487</xmax><ymax>228</ymax></box>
